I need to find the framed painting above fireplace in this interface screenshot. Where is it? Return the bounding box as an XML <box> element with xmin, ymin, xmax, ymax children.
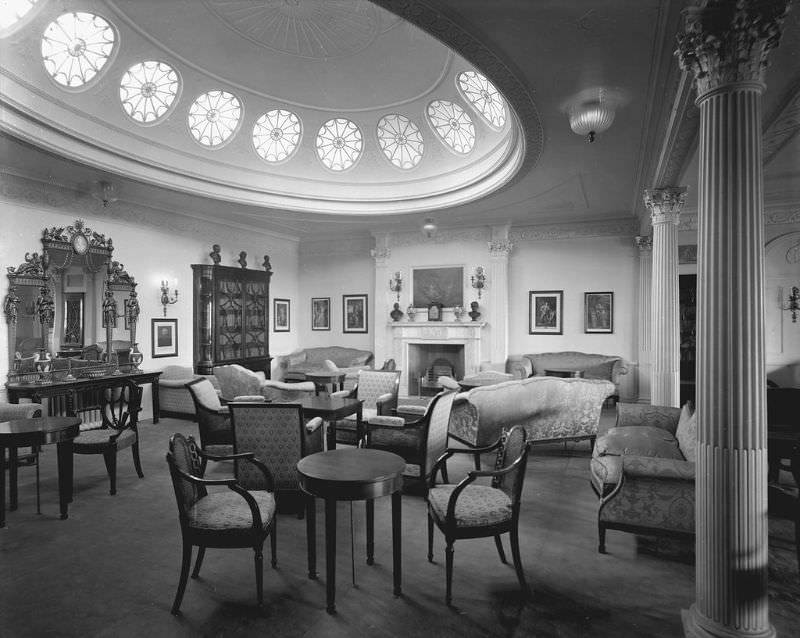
<box><xmin>412</xmin><ymin>266</ymin><xmax>463</xmax><ymax>309</ymax></box>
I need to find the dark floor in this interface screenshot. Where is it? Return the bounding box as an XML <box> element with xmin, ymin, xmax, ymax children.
<box><xmin>1</xmin><ymin>413</ymin><xmax>798</xmax><ymax>637</ymax></box>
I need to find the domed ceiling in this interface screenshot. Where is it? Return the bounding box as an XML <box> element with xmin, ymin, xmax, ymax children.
<box><xmin>0</xmin><ymin>0</ymin><xmax>533</xmax><ymax>215</ymax></box>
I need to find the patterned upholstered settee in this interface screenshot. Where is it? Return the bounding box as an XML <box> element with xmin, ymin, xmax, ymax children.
<box><xmin>158</xmin><ymin>365</ymin><xmax>220</xmax><ymax>419</ymax></box>
<box><xmin>448</xmin><ymin>376</ymin><xmax>615</xmax><ymax>448</ymax></box>
<box><xmin>590</xmin><ymin>402</ymin><xmax>696</xmax><ymax>553</ymax></box>
<box><xmin>505</xmin><ymin>351</ymin><xmax>628</xmax><ymax>399</ymax></box>
<box><xmin>213</xmin><ymin>364</ymin><xmax>315</xmax><ymax>402</ymax></box>
<box><xmin>274</xmin><ymin>346</ymin><xmax>374</xmax><ymax>386</ymax></box>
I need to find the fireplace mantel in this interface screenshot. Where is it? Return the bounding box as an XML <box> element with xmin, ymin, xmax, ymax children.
<box><xmin>388</xmin><ymin>321</ymin><xmax>486</xmax><ymax>396</ymax></box>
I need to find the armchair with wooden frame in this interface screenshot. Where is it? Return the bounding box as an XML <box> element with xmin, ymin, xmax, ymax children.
<box><xmin>185</xmin><ymin>377</ymin><xmax>233</xmax><ymax>470</ymax></box>
<box><xmin>166</xmin><ymin>433</ymin><xmax>277</xmax><ymax>614</ymax></box>
<box><xmin>330</xmin><ymin>369</ymin><xmax>401</xmax><ymax>446</ymax></box>
<box><xmin>426</xmin><ymin>425</ymin><xmax>532</xmax><ymax>606</ymax></box>
<box><xmin>71</xmin><ymin>378</ymin><xmax>143</xmax><ymax>495</ymax></box>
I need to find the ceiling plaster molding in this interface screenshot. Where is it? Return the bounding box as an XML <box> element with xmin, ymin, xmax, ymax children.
<box><xmin>676</xmin><ymin>208</ymin><xmax>797</xmax><ymax>231</ymax></box>
<box><xmin>0</xmin><ymin>171</ymin><xmax>298</xmax><ymax>246</ymax></box>
<box><xmin>371</xmin><ymin>0</ymin><xmax>543</xmax><ymax>179</ymax></box>
<box><xmin>762</xmin><ymin>76</ymin><xmax>800</xmax><ymax>166</ymax></box>
<box><xmin>299</xmin><ymin>236</ymin><xmax>374</xmax><ymax>258</ymax></box>
<box><xmin>389</xmin><ymin>226</ymin><xmax>490</xmax><ymax>248</ymax></box>
<box><xmin>510</xmin><ymin>219</ymin><xmax>640</xmax><ymax>242</ymax></box>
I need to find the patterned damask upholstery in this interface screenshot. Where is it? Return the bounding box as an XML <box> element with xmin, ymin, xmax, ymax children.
<box><xmin>185</xmin><ymin>378</ymin><xmax>233</xmax><ymax>460</ymax></box>
<box><xmin>428</xmin><ymin>484</ymin><xmax>512</xmax><ymax>527</ymax></box>
<box><xmin>504</xmin><ymin>351</ymin><xmax>628</xmax><ymax>398</ymax></box>
<box><xmin>229</xmin><ymin>402</ymin><xmax>324</xmax><ymax>501</ymax></box>
<box><xmin>448</xmin><ymin>376</ymin><xmax>615</xmax><ymax>448</ymax></box>
<box><xmin>592</xmin><ymin>402</ymin><xmax>696</xmax><ymax>553</ymax></box>
<box><xmin>274</xmin><ymin>346</ymin><xmax>374</xmax><ymax>384</ymax></box>
<box><xmin>188</xmin><ymin>490</ymin><xmax>276</xmax><ymax>531</ymax></box>
<box><xmin>213</xmin><ymin>364</ymin><xmax>315</xmax><ymax>402</ymax></box>
<box><xmin>158</xmin><ymin>365</ymin><xmax>219</xmax><ymax>418</ymax></box>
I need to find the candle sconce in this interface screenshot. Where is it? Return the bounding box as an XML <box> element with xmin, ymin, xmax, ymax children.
<box><xmin>160</xmin><ymin>280</ymin><xmax>179</xmax><ymax>316</ymax></box>
<box><xmin>389</xmin><ymin>271</ymin><xmax>402</xmax><ymax>302</ymax></box>
<box><xmin>471</xmin><ymin>266</ymin><xmax>486</xmax><ymax>299</ymax></box>
<box><xmin>782</xmin><ymin>285</ymin><xmax>799</xmax><ymax>323</ymax></box>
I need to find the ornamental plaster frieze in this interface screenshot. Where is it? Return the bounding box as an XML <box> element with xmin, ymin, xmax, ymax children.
<box><xmin>0</xmin><ymin>172</ymin><xmax>298</xmax><ymax>249</ymax></box>
<box><xmin>510</xmin><ymin>219</ymin><xmax>639</xmax><ymax>242</ymax></box>
<box><xmin>488</xmin><ymin>239</ymin><xmax>513</xmax><ymax>255</ymax></box>
<box><xmin>299</xmin><ymin>236</ymin><xmax>373</xmax><ymax>258</ymax></box>
<box><xmin>389</xmin><ymin>227</ymin><xmax>490</xmax><ymax>248</ymax></box>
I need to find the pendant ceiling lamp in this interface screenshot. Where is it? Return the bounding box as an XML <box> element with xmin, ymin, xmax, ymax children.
<box><xmin>563</xmin><ymin>86</ymin><xmax>627</xmax><ymax>143</ymax></box>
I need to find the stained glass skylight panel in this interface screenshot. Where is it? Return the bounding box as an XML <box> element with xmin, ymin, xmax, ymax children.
<box><xmin>119</xmin><ymin>61</ymin><xmax>179</xmax><ymax>124</ymax></box>
<box><xmin>377</xmin><ymin>114</ymin><xmax>424</xmax><ymax>169</ymax></box>
<box><xmin>426</xmin><ymin>100</ymin><xmax>475</xmax><ymax>154</ymax></box>
<box><xmin>316</xmin><ymin>118</ymin><xmax>362</xmax><ymax>171</ymax></box>
<box><xmin>41</xmin><ymin>12</ymin><xmax>115</xmax><ymax>88</ymax></box>
<box><xmin>188</xmin><ymin>90</ymin><xmax>242</xmax><ymax>147</ymax></box>
<box><xmin>457</xmin><ymin>70</ymin><xmax>506</xmax><ymax>129</ymax></box>
<box><xmin>253</xmin><ymin>109</ymin><xmax>301</xmax><ymax>162</ymax></box>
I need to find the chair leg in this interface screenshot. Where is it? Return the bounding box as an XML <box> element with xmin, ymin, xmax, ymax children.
<box><xmin>254</xmin><ymin>545</ymin><xmax>264</xmax><ymax>606</ymax></box>
<box><xmin>445</xmin><ymin>540</ymin><xmax>454</xmax><ymax>606</ymax></box>
<box><xmin>132</xmin><ymin>440</ymin><xmax>144</xmax><ymax>478</ymax></box>
<box><xmin>35</xmin><ymin>448</ymin><xmax>41</xmax><ymax>515</ymax></box>
<box><xmin>509</xmin><ymin>526</ymin><xmax>530</xmax><ymax>598</ymax></box>
<box><xmin>102</xmin><ymin>450</ymin><xmax>117</xmax><ymax>495</ymax></box>
<box><xmin>427</xmin><ymin>513</ymin><xmax>434</xmax><ymax>562</ymax></box>
<box><xmin>171</xmin><ymin>539</ymin><xmax>193</xmax><ymax>615</ymax></box>
<box><xmin>494</xmin><ymin>534</ymin><xmax>507</xmax><ymax>564</ymax></box>
<box><xmin>191</xmin><ymin>546</ymin><xmax>205</xmax><ymax>578</ymax></box>
<box><xmin>270</xmin><ymin>521</ymin><xmax>277</xmax><ymax>568</ymax></box>
<box><xmin>598</xmin><ymin>522</ymin><xmax>607</xmax><ymax>554</ymax></box>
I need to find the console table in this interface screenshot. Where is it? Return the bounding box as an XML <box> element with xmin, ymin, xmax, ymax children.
<box><xmin>6</xmin><ymin>370</ymin><xmax>162</xmax><ymax>422</ymax></box>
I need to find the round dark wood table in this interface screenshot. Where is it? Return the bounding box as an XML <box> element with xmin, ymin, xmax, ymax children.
<box><xmin>297</xmin><ymin>448</ymin><xmax>405</xmax><ymax>613</ymax></box>
<box><xmin>0</xmin><ymin>416</ymin><xmax>81</xmax><ymax>528</ymax></box>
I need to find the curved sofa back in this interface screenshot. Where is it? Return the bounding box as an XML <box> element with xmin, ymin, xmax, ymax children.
<box><xmin>449</xmin><ymin>376</ymin><xmax>615</xmax><ymax>447</ymax></box>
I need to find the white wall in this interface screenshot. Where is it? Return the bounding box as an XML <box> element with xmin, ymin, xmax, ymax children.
<box><xmin>0</xmin><ymin>191</ymin><xmax>300</xmax><ymax>415</ymax></box>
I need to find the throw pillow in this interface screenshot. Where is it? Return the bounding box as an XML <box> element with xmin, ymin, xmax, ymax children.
<box><xmin>350</xmin><ymin>354</ymin><xmax>371</xmax><ymax>366</ymax></box>
<box><xmin>287</xmin><ymin>353</ymin><xmax>306</xmax><ymax>367</ymax></box>
<box><xmin>675</xmin><ymin>403</ymin><xmax>698</xmax><ymax>462</ymax></box>
<box><xmin>596</xmin><ymin>426</ymin><xmax>684</xmax><ymax>459</ymax></box>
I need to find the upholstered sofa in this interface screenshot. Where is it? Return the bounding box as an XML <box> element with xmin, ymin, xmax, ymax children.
<box><xmin>505</xmin><ymin>351</ymin><xmax>628</xmax><ymax>399</ymax></box>
<box><xmin>274</xmin><ymin>346</ymin><xmax>374</xmax><ymax>385</ymax></box>
<box><xmin>448</xmin><ymin>376</ymin><xmax>615</xmax><ymax>449</ymax></box>
<box><xmin>213</xmin><ymin>363</ymin><xmax>315</xmax><ymax>402</ymax></box>
<box><xmin>590</xmin><ymin>402</ymin><xmax>696</xmax><ymax>553</ymax></box>
<box><xmin>158</xmin><ymin>365</ymin><xmax>220</xmax><ymax>419</ymax></box>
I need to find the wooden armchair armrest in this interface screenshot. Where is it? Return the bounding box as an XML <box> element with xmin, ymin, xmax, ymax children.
<box><xmin>331</xmin><ymin>389</ymin><xmax>353</xmax><ymax>399</ymax></box>
<box><xmin>305</xmin><ymin>416</ymin><xmax>324</xmax><ymax>433</ymax></box>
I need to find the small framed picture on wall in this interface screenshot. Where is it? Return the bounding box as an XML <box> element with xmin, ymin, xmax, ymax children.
<box><xmin>584</xmin><ymin>291</ymin><xmax>613</xmax><ymax>333</ymax></box>
<box><xmin>343</xmin><ymin>294</ymin><xmax>368</xmax><ymax>333</ymax></box>
<box><xmin>529</xmin><ymin>290</ymin><xmax>563</xmax><ymax>335</ymax></box>
<box><xmin>152</xmin><ymin>318</ymin><xmax>178</xmax><ymax>358</ymax></box>
<box><xmin>273</xmin><ymin>298</ymin><xmax>290</xmax><ymax>332</ymax></box>
<box><xmin>311</xmin><ymin>297</ymin><xmax>330</xmax><ymax>331</ymax></box>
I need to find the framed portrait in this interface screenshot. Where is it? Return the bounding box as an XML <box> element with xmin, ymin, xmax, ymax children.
<box><xmin>427</xmin><ymin>301</ymin><xmax>444</xmax><ymax>321</ymax></box>
<box><xmin>585</xmin><ymin>291</ymin><xmax>614</xmax><ymax>333</ymax></box>
<box><xmin>412</xmin><ymin>266</ymin><xmax>463</xmax><ymax>308</ymax></box>
<box><xmin>273</xmin><ymin>298</ymin><xmax>290</xmax><ymax>332</ymax></box>
<box><xmin>529</xmin><ymin>290</ymin><xmax>563</xmax><ymax>335</ymax></box>
<box><xmin>343</xmin><ymin>294</ymin><xmax>368</xmax><ymax>333</ymax></box>
<box><xmin>311</xmin><ymin>297</ymin><xmax>330</xmax><ymax>331</ymax></box>
<box><xmin>151</xmin><ymin>318</ymin><xmax>178</xmax><ymax>358</ymax></box>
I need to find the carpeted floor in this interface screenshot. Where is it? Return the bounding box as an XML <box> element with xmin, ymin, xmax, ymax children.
<box><xmin>1</xmin><ymin>414</ymin><xmax>798</xmax><ymax>637</ymax></box>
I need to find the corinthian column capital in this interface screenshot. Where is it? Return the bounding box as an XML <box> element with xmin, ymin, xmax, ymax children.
<box><xmin>644</xmin><ymin>187</ymin><xmax>687</xmax><ymax>225</ymax></box>
<box><xmin>676</xmin><ymin>0</ymin><xmax>790</xmax><ymax>99</ymax></box>
<box><xmin>635</xmin><ymin>235</ymin><xmax>653</xmax><ymax>253</ymax></box>
<box><xmin>488</xmin><ymin>239</ymin><xmax>513</xmax><ymax>256</ymax></box>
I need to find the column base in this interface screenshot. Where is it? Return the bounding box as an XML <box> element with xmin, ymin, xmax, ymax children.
<box><xmin>682</xmin><ymin>605</ymin><xmax>775</xmax><ymax>638</ymax></box>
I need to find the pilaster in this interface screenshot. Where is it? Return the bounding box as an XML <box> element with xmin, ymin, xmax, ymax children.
<box><xmin>371</xmin><ymin>232</ymin><xmax>392</xmax><ymax>366</ymax></box>
<box><xmin>676</xmin><ymin>2</ymin><xmax>790</xmax><ymax>636</ymax></box>
<box><xmin>635</xmin><ymin>235</ymin><xmax>653</xmax><ymax>403</ymax></box>
<box><xmin>645</xmin><ymin>187</ymin><xmax>686</xmax><ymax>408</ymax></box>
<box><xmin>487</xmin><ymin>225</ymin><xmax>512</xmax><ymax>366</ymax></box>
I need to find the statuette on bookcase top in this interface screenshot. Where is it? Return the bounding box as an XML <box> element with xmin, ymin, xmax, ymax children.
<box><xmin>210</xmin><ymin>244</ymin><xmax>222</xmax><ymax>264</ymax></box>
<box><xmin>263</xmin><ymin>255</ymin><xmax>273</xmax><ymax>280</ymax></box>
<box><xmin>238</xmin><ymin>251</ymin><xmax>247</xmax><ymax>269</ymax></box>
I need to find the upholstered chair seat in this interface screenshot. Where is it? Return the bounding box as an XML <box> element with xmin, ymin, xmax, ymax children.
<box><xmin>188</xmin><ymin>490</ymin><xmax>276</xmax><ymax>532</ymax></box>
<box><xmin>428</xmin><ymin>484</ymin><xmax>513</xmax><ymax>528</ymax></box>
<box><xmin>331</xmin><ymin>369</ymin><xmax>401</xmax><ymax>446</ymax></box>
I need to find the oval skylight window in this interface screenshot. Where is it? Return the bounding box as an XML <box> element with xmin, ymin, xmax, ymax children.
<box><xmin>188</xmin><ymin>90</ymin><xmax>242</xmax><ymax>147</ymax></box>
<box><xmin>253</xmin><ymin>109</ymin><xmax>301</xmax><ymax>163</ymax></box>
<box><xmin>377</xmin><ymin>114</ymin><xmax>424</xmax><ymax>170</ymax></box>
<box><xmin>316</xmin><ymin>118</ymin><xmax>362</xmax><ymax>171</ymax></box>
<box><xmin>426</xmin><ymin>100</ymin><xmax>475</xmax><ymax>154</ymax></box>
<box><xmin>458</xmin><ymin>70</ymin><xmax>506</xmax><ymax>129</ymax></box>
<box><xmin>41</xmin><ymin>12</ymin><xmax>115</xmax><ymax>88</ymax></box>
<box><xmin>119</xmin><ymin>61</ymin><xmax>179</xmax><ymax>124</ymax></box>
<box><xmin>0</xmin><ymin>0</ymin><xmax>38</xmax><ymax>30</ymax></box>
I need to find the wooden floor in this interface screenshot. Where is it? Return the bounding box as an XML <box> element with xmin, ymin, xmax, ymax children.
<box><xmin>1</xmin><ymin>414</ymin><xmax>798</xmax><ymax>637</ymax></box>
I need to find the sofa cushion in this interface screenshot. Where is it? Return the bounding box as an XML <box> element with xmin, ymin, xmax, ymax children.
<box><xmin>596</xmin><ymin>426</ymin><xmax>684</xmax><ymax>459</ymax></box>
<box><xmin>582</xmin><ymin>359</ymin><xmax>617</xmax><ymax>383</ymax></box>
<box><xmin>287</xmin><ymin>353</ymin><xmax>307</xmax><ymax>367</ymax></box>
<box><xmin>675</xmin><ymin>404</ymin><xmax>697</xmax><ymax>462</ymax></box>
<box><xmin>350</xmin><ymin>353</ymin><xmax>371</xmax><ymax>366</ymax></box>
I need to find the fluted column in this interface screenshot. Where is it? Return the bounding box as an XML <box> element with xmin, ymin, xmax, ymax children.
<box><xmin>645</xmin><ymin>187</ymin><xmax>686</xmax><ymax>408</ymax></box>
<box><xmin>677</xmin><ymin>2</ymin><xmax>789</xmax><ymax>637</ymax></box>
<box><xmin>635</xmin><ymin>235</ymin><xmax>653</xmax><ymax>403</ymax></box>
<box><xmin>487</xmin><ymin>226</ymin><xmax>512</xmax><ymax>366</ymax></box>
<box><xmin>371</xmin><ymin>232</ymin><xmax>392</xmax><ymax>369</ymax></box>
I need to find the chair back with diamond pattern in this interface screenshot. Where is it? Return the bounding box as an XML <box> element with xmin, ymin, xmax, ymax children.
<box><xmin>424</xmin><ymin>390</ymin><xmax>456</xmax><ymax>480</ymax></box>
<box><xmin>166</xmin><ymin>433</ymin><xmax>207</xmax><ymax>519</ymax></box>
<box><xmin>492</xmin><ymin>426</ymin><xmax>529</xmax><ymax>504</ymax></box>
<box><xmin>355</xmin><ymin>369</ymin><xmax>401</xmax><ymax>411</ymax></box>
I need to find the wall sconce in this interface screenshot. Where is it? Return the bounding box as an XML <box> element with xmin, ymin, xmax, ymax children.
<box><xmin>160</xmin><ymin>280</ymin><xmax>178</xmax><ymax>316</ymax></box>
<box><xmin>783</xmin><ymin>285</ymin><xmax>799</xmax><ymax>323</ymax></box>
<box><xmin>422</xmin><ymin>218</ymin><xmax>437</xmax><ymax>239</ymax></box>
<box><xmin>471</xmin><ymin>266</ymin><xmax>486</xmax><ymax>299</ymax></box>
<box><xmin>389</xmin><ymin>271</ymin><xmax>402</xmax><ymax>302</ymax></box>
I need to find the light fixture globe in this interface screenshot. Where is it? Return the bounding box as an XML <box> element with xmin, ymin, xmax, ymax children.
<box><xmin>422</xmin><ymin>218</ymin><xmax>437</xmax><ymax>239</ymax></box>
<box><xmin>569</xmin><ymin>102</ymin><xmax>615</xmax><ymax>143</ymax></box>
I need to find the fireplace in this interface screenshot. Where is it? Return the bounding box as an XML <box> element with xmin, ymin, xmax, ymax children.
<box><xmin>389</xmin><ymin>321</ymin><xmax>486</xmax><ymax>397</ymax></box>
